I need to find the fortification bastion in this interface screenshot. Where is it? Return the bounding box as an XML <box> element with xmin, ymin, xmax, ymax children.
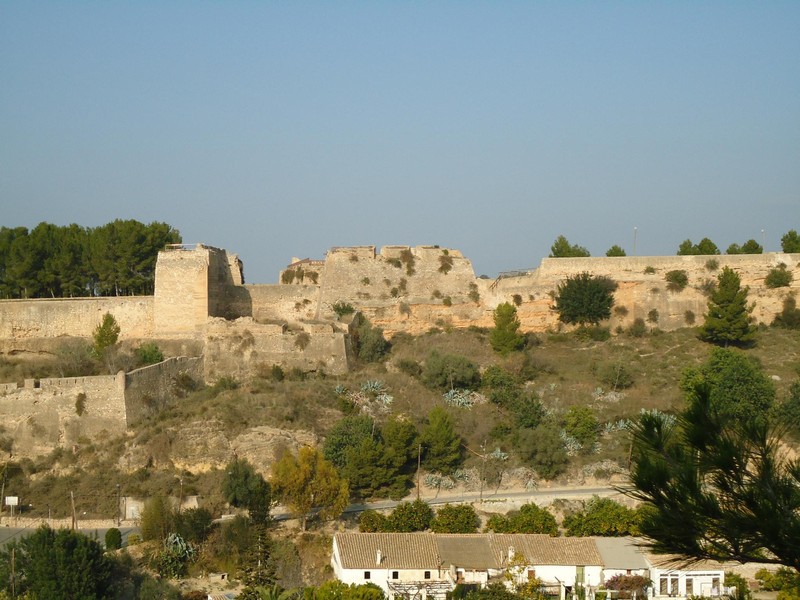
<box><xmin>0</xmin><ymin>242</ymin><xmax>797</xmax><ymax>457</ymax></box>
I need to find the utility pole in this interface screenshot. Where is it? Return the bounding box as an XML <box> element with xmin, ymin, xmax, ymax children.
<box><xmin>416</xmin><ymin>444</ymin><xmax>422</xmax><ymax>501</ymax></box>
<box><xmin>116</xmin><ymin>484</ymin><xmax>121</xmax><ymax>526</ymax></box>
<box><xmin>11</xmin><ymin>547</ymin><xmax>15</xmax><ymax>599</ymax></box>
<box><xmin>70</xmin><ymin>491</ymin><xmax>77</xmax><ymax>530</ymax></box>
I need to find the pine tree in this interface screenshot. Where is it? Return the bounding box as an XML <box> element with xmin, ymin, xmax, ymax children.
<box><xmin>420</xmin><ymin>407</ymin><xmax>462</xmax><ymax>475</ymax></box>
<box><xmin>699</xmin><ymin>267</ymin><xmax>755</xmax><ymax>347</ymax></box>
<box><xmin>489</xmin><ymin>302</ymin><xmax>525</xmax><ymax>356</ymax></box>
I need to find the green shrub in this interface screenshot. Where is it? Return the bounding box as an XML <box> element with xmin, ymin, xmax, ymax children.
<box><xmin>356</xmin><ymin>318</ymin><xmax>391</xmax><ymax>362</ymax></box>
<box><xmin>332</xmin><ymin>301</ymin><xmax>355</xmax><ymax>317</ymax></box>
<box><xmin>423</xmin><ymin>351</ymin><xmax>481</xmax><ymax>390</ymax></box>
<box><xmin>574</xmin><ymin>326</ymin><xmax>611</xmax><ymax>341</ymax></box>
<box><xmin>600</xmin><ymin>363</ymin><xmax>634</xmax><ymax>390</ymax></box>
<box><xmin>358</xmin><ymin>509</ymin><xmax>389</xmax><ymax>532</ymax></box>
<box><xmin>773</xmin><ymin>295</ymin><xmax>800</xmax><ymax>329</ymax></box>
<box><xmin>442</xmin><ymin>296</ymin><xmax>452</xmax><ymax>306</ymax></box>
<box><xmin>665</xmin><ymin>269</ymin><xmax>689</xmax><ymax>292</ymax></box>
<box><xmin>400</xmin><ymin>249</ymin><xmax>416</xmax><ymax>275</ymax></box>
<box><xmin>613</xmin><ymin>305</ymin><xmax>629</xmax><ymax>316</ymax></box>
<box><xmin>765</xmin><ymin>264</ymin><xmax>793</xmax><ymax>288</ymax></box>
<box><xmin>269</xmin><ymin>364</ymin><xmax>285</xmax><ymax>381</ymax></box>
<box><xmin>281</xmin><ymin>269</ymin><xmax>296</xmax><ymax>284</ymax></box>
<box><xmin>438</xmin><ymin>253</ymin><xmax>454</xmax><ymax>274</ymax></box>
<box><xmin>643</xmin><ymin>266</ymin><xmax>656</xmax><ymax>274</ymax></box>
<box><xmin>135</xmin><ymin>342</ymin><xmax>164</xmax><ymax>366</ymax></box>
<box><xmin>554</xmin><ymin>273</ymin><xmax>617</xmax><ymax>326</ymax></box>
<box><xmin>105</xmin><ymin>527</ymin><xmax>122</xmax><ymax>550</ymax></box>
<box><xmin>628</xmin><ymin>318</ymin><xmax>647</xmax><ymax>337</ymax></box>
<box><xmin>397</xmin><ymin>358</ymin><xmax>422</xmax><ymax>377</ymax></box>
<box><xmin>294</xmin><ymin>332</ymin><xmax>311</xmax><ymax>350</ymax></box>
<box><xmin>647</xmin><ymin>309</ymin><xmax>659</xmax><ymax>324</ymax></box>
<box><xmin>684</xmin><ymin>310</ymin><xmax>696</xmax><ymax>325</ymax></box>
<box><xmin>211</xmin><ymin>376</ymin><xmax>239</xmax><ymax>395</ymax></box>
<box><xmin>698</xmin><ymin>278</ymin><xmax>717</xmax><ymax>296</ymax></box>
<box><xmin>75</xmin><ymin>393</ymin><xmax>86</xmax><ymax>416</ymax></box>
<box><xmin>705</xmin><ymin>258</ymin><xmax>719</xmax><ymax>271</ymax></box>
<box><xmin>468</xmin><ymin>283</ymin><xmax>480</xmax><ymax>303</ymax></box>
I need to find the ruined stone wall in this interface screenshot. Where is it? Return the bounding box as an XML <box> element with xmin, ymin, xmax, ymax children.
<box><xmin>0</xmin><ymin>372</ymin><xmax>126</xmax><ymax>457</ymax></box>
<box><xmin>204</xmin><ymin>317</ymin><xmax>351</xmax><ymax>382</ymax></box>
<box><xmin>311</xmin><ymin>245</ymin><xmax>487</xmax><ymax>335</ymax></box>
<box><xmin>490</xmin><ymin>253</ymin><xmax>799</xmax><ymax>332</ymax></box>
<box><xmin>0</xmin><ymin>358</ymin><xmax>204</xmax><ymax>456</ymax></box>
<box><xmin>262</xmin><ymin>246</ymin><xmax>799</xmax><ymax>336</ymax></box>
<box><xmin>124</xmin><ymin>356</ymin><xmax>205</xmax><ymax>426</ymax></box>
<box><xmin>0</xmin><ymin>297</ymin><xmax>153</xmax><ymax>344</ymax></box>
<box><xmin>239</xmin><ymin>284</ymin><xmax>320</xmax><ymax>323</ymax></box>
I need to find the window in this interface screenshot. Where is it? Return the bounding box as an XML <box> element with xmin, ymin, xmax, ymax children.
<box><xmin>364</xmin><ymin>571</ymin><xmax>371</xmax><ymax>580</ymax></box>
<box><xmin>686</xmin><ymin>579</ymin><xmax>693</xmax><ymax>596</ymax></box>
<box><xmin>424</xmin><ymin>571</ymin><xmax>431</xmax><ymax>580</ymax></box>
<box><xmin>660</xmin><ymin>577</ymin><xmax>669</xmax><ymax>595</ymax></box>
<box><xmin>392</xmin><ymin>571</ymin><xmax>399</xmax><ymax>580</ymax></box>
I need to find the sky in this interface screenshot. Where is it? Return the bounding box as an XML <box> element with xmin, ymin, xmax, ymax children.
<box><xmin>1</xmin><ymin>2</ymin><xmax>799</xmax><ymax>283</ymax></box>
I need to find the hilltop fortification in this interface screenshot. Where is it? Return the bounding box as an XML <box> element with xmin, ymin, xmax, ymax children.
<box><xmin>0</xmin><ymin>242</ymin><xmax>797</xmax><ymax>457</ymax></box>
<box><xmin>1</xmin><ymin>242</ymin><xmax>798</xmax><ymax>363</ymax></box>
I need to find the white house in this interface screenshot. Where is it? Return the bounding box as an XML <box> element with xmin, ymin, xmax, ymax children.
<box><xmin>331</xmin><ymin>534</ymin><xmax>728</xmax><ymax>600</ymax></box>
<box><xmin>332</xmin><ymin>533</ymin><xmax>603</xmax><ymax>600</ymax></box>
<box><xmin>645</xmin><ymin>553</ymin><xmax>727</xmax><ymax>599</ymax></box>
<box><xmin>332</xmin><ymin>532</ymin><xmax>463</xmax><ymax>600</ymax></box>
<box><xmin>489</xmin><ymin>534</ymin><xmax>604</xmax><ymax>600</ymax></box>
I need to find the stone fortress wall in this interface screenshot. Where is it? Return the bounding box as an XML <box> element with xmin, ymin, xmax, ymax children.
<box><xmin>0</xmin><ymin>357</ymin><xmax>202</xmax><ymax>457</ymax></box>
<box><xmin>0</xmin><ymin>241</ymin><xmax>798</xmax><ymax>457</ymax></box>
<box><xmin>267</xmin><ymin>245</ymin><xmax>799</xmax><ymax>337</ymax></box>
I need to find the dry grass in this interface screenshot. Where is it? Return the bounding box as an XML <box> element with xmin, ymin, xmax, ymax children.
<box><xmin>2</xmin><ymin>324</ymin><xmax>798</xmax><ymax>520</ymax></box>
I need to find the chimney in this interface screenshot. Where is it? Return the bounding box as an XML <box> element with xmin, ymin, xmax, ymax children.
<box><xmin>508</xmin><ymin>546</ymin><xmax>515</xmax><ymax>562</ymax></box>
<box><xmin>376</xmin><ymin>550</ymin><xmax>382</xmax><ymax>565</ymax></box>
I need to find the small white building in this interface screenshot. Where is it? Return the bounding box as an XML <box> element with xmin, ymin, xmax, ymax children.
<box><xmin>489</xmin><ymin>534</ymin><xmax>604</xmax><ymax>599</ymax></box>
<box><xmin>594</xmin><ymin>537</ymin><xmax>651</xmax><ymax>581</ymax></box>
<box><xmin>646</xmin><ymin>553</ymin><xmax>727</xmax><ymax>598</ymax></box>
<box><xmin>332</xmin><ymin>532</ymin><xmax>460</xmax><ymax>600</ymax></box>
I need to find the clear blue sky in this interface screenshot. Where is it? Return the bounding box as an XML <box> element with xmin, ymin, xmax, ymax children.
<box><xmin>2</xmin><ymin>2</ymin><xmax>798</xmax><ymax>283</ymax></box>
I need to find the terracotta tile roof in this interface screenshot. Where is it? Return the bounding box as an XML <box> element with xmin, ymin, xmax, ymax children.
<box><xmin>593</xmin><ymin>537</ymin><xmax>650</xmax><ymax>570</ymax></box>
<box><xmin>435</xmin><ymin>535</ymin><xmax>501</xmax><ymax>569</ymax></box>
<box><xmin>335</xmin><ymin>533</ymin><xmax>441</xmax><ymax>569</ymax></box>
<box><xmin>490</xmin><ymin>534</ymin><xmax>604</xmax><ymax>566</ymax></box>
<box><xmin>334</xmin><ymin>533</ymin><xmax>604</xmax><ymax>570</ymax></box>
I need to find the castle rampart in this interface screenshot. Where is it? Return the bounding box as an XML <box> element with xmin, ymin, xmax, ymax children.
<box><xmin>0</xmin><ymin>296</ymin><xmax>153</xmax><ymax>341</ymax></box>
<box><xmin>0</xmin><ymin>357</ymin><xmax>204</xmax><ymax>457</ymax></box>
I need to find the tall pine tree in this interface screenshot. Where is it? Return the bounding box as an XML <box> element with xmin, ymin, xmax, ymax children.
<box><xmin>490</xmin><ymin>302</ymin><xmax>525</xmax><ymax>356</ymax></box>
<box><xmin>699</xmin><ymin>267</ymin><xmax>755</xmax><ymax>347</ymax></box>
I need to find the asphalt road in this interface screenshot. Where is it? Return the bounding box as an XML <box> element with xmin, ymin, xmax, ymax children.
<box><xmin>0</xmin><ymin>526</ymin><xmax>140</xmax><ymax>548</ymax></box>
<box><xmin>343</xmin><ymin>484</ymin><xmax>627</xmax><ymax>514</ymax></box>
